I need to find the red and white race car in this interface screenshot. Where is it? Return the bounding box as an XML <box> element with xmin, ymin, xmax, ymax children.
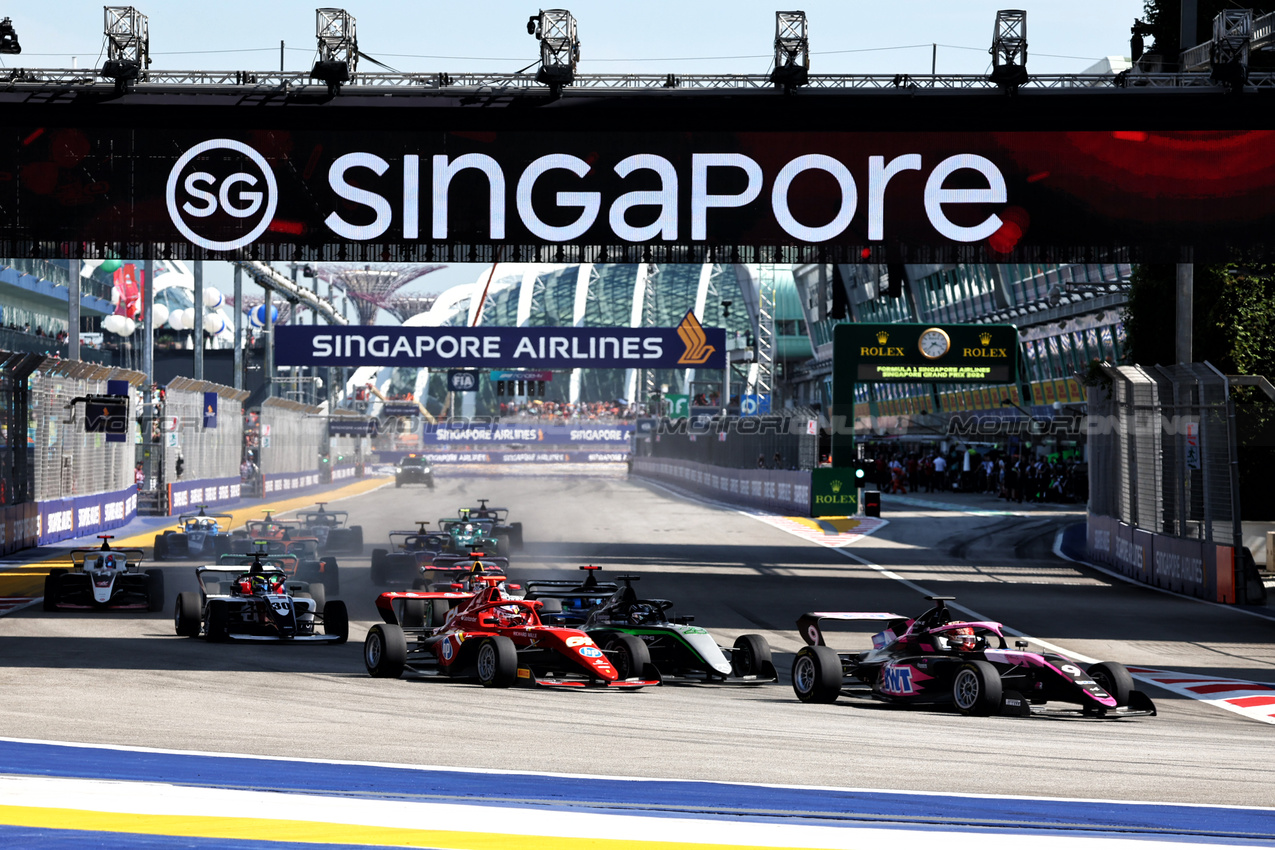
<box><xmin>364</xmin><ymin>577</ymin><xmax>660</xmax><ymax>689</ymax></box>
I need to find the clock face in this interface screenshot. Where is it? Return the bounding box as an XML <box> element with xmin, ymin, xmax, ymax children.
<box><xmin>919</xmin><ymin>328</ymin><xmax>950</xmax><ymax>360</ymax></box>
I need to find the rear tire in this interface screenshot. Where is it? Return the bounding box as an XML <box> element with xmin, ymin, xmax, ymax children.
<box><xmin>365</xmin><ymin>624</ymin><xmax>406</xmax><ymax>678</ymax></box>
<box><xmin>476</xmin><ymin>636</ymin><xmax>518</xmax><ymax>687</ymax></box>
<box><xmin>319</xmin><ymin>557</ymin><xmax>340</xmax><ymax>594</ymax></box>
<box><xmin>952</xmin><ymin>660</ymin><xmax>1002</xmax><ymax>716</ymax></box>
<box><xmin>145</xmin><ymin>569</ymin><xmax>165</xmax><ymax>613</ymax></box>
<box><xmin>732</xmin><ymin>634</ymin><xmax>773</xmax><ymax>678</ymax></box>
<box><xmin>1088</xmin><ymin>661</ymin><xmax>1134</xmax><ymax>707</ymax></box>
<box><xmin>429</xmin><ymin>599</ymin><xmax>451</xmax><ymax>628</ymax></box>
<box><xmin>350</xmin><ymin>526</ymin><xmax>363</xmax><ymax>550</ymax></box>
<box><xmin>153</xmin><ymin>534</ymin><xmax>167</xmax><ymax>560</ymax></box>
<box><xmin>510</xmin><ymin>523</ymin><xmax>524</xmax><ymax>550</ymax></box>
<box><xmin>322</xmin><ymin>600</ymin><xmax>348</xmax><ymax>644</ymax></box>
<box><xmin>175</xmin><ymin>591</ymin><xmax>202</xmax><ymax>637</ymax></box>
<box><xmin>792</xmin><ymin>646</ymin><xmax>842</xmax><ymax>703</ymax></box>
<box><xmin>400</xmin><ymin>598</ymin><xmax>427</xmax><ymax>628</ymax></box>
<box><xmin>42</xmin><ymin>573</ymin><xmax>60</xmax><ymax>611</ymax></box>
<box><xmin>205</xmin><ymin>599</ymin><xmax>230</xmax><ymax>642</ymax></box>
<box><xmin>306</xmin><ymin>582</ymin><xmax>326</xmax><ymax>614</ymax></box>
<box><xmin>370</xmin><ymin>549</ymin><xmax>388</xmax><ymax>586</ymax></box>
<box><xmin>213</xmin><ymin>536</ymin><xmax>231</xmax><ymax>557</ymax></box>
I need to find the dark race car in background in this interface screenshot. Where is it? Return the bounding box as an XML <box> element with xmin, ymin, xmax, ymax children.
<box><xmin>370</xmin><ymin>522</ymin><xmax>449</xmax><ymax>586</ymax></box>
<box><xmin>174</xmin><ymin>559</ymin><xmax>347</xmax><ymax>643</ymax></box>
<box><xmin>791</xmin><ymin>596</ymin><xmax>1155</xmax><ymax>718</ymax></box>
<box><xmin>525</xmin><ymin>567</ymin><xmax>775</xmax><ymax>684</ymax></box>
<box><xmin>153</xmin><ymin>507</ymin><xmax>234</xmax><ymax>559</ymax></box>
<box><xmin>296</xmin><ymin>502</ymin><xmax>364</xmax><ymax>553</ymax></box>
<box><xmin>461</xmin><ymin>499</ymin><xmax>523</xmax><ymax>551</ymax></box>
<box><xmin>44</xmin><ymin>536</ymin><xmax>163</xmax><ymax>612</ymax></box>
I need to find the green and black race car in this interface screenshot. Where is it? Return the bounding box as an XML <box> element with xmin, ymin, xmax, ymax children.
<box><xmin>525</xmin><ymin>567</ymin><xmax>776</xmax><ymax>684</ymax></box>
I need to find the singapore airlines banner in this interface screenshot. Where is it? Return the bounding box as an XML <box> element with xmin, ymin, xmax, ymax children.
<box><xmin>274</xmin><ymin>311</ymin><xmax>725</xmax><ymax>369</ymax></box>
<box><xmin>5</xmin><ymin>128</ymin><xmax>1275</xmax><ymax>260</ymax></box>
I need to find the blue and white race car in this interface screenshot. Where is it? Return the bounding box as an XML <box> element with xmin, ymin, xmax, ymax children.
<box><xmin>154</xmin><ymin>507</ymin><xmax>235</xmax><ymax>559</ymax></box>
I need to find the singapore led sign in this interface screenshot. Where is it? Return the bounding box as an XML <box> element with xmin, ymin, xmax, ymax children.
<box><xmin>5</xmin><ymin>128</ymin><xmax>1275</xmax><ymax>259</ymax></box>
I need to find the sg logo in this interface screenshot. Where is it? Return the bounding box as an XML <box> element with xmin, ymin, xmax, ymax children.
<box><xmin>166</xmin><ymin>139</ymin><xmax>279</xmax><ymax>251</ymax></box>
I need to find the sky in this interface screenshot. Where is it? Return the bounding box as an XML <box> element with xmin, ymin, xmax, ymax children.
<box><xmin>5</xmin><ymin>0</ymin><xmax>1146</xmax><ymax>311</ymax></box>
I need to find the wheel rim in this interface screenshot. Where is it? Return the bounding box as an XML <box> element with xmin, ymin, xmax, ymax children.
<box><xmin>173</xmin><ymin>607</ymin><xmax>181</xmax><ymax>632</ymax></box>
<box><xmin>739</xmin><ymin>644</ymin><xmax>755</xmax><ymax>676</ymax></box>
<box><xmin>1091</xmin><ymin>669</ymin><xmax>1111</xmax><ymax>692</ymax></box>
<box><xmin>365</xmin><ymin>633</ymin><xmax>382</xmax><ymax>667</ymax></box>
<box><xmin>793</xmin><ymin>655</ymin><xmax>815</xmax><ymax>693</ymax></box>
<box><xmin>477</xmin><ymin>643</ymin><xmax>496</xmax><ymax>681</ymax></box>
<box><xmin>954</xmin><ymin>669</ymin><xmax>980</xmax><ymax>709</ymax></box>
<box><xmin>609</xmin><ymin>642</ymin><xmax>631</xmax><ymax>678</ymax></box>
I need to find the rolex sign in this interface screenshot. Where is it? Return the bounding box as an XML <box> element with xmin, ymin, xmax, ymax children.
<box><xmin>811</xmin><ymin>468</ymin><xmax>858</xmax><ymax>518</ymax></box>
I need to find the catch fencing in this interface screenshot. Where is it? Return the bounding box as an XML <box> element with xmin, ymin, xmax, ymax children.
<box><xmin>641</xmin><ymin>415</ymin><xmax>819</xmax><ymax>471</ymax></box>
<box><xmin>259</xmin><ymin>397</ymin><xmax>326</xmax><ymax>496</ymax></box>
<box><xmin>1085</xmin><ymin>363</ymin><xmax>1256</xmax><ymax>604</ymax></box>
<box><xmin>30</xmin><ymin>359</ymin><xmax>144</xmax><ymax>504</ymax></box>
<box><xmin>162</xmin><ymin>378</ymin><xmax>249</xmax><ymax>485</ymax></box>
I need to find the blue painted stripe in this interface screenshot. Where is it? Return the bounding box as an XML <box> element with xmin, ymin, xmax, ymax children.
<box><xmin>2</xmin><ymin>740</ymin><xmax>1273</xmax><ymax>840</ymax></box>
<box><xmin>0</xmin><ymin>827</ymin><xmax>380</xmax><ymax>850</ymax></box>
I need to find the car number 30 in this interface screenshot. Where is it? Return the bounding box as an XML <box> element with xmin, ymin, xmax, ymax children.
<box><xmin>272</xmin><ymin>601</ymin><xmax>291</xmax><ymax>613</ymax></box>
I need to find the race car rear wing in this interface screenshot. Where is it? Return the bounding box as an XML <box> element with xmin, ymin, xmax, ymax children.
<box><xmin>797</xmin><ymin>611</ymin><xmax>905</xmax><ymax>647</ymax></box>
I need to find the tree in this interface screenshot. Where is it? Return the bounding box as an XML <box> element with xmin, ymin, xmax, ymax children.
<box><xmin>1140</xmin><ymin>1</ymin><xmax>1275</xmax><ymax>69</ymax></box>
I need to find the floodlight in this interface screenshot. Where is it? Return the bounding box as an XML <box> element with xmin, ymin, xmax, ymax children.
<box><xmin>988</xmin><ymin>9</ymin><xmax>1028</xmax><ymax>91</ymax></box>
<box><xmin>770</xmin><ymin>11</ymin><xmax>809</xmax><ymax>89</ymax></box>
<box><xmin>528</xmin><ymin>9</ymin><xmax>579</xmax><ymax>94</ymax></box>
<box><xmin>0</xmin><ymin>17</ymin><xmax>20</xmax><ymax>54</ymax></box>
<box><xmin>311</xmin><ymin>8</ymin><xmax>358</xmax><ymax>94</ymax></box>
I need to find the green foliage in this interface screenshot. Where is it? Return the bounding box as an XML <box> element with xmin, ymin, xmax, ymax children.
<box><xmin>1142</xmin><ymin>1</ymin><xmax>1275</xmax><ymax>68</ymax></box>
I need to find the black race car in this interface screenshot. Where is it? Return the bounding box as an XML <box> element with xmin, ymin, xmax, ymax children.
<box><xmin>461</xmin><ymin>499</ymin><xmax>522</xmax><ymax>550</ymax></box>
<box><xmin>395</xmin><ymin>454</ymin><xmax>434</xmax><ymax>488</ymax></box>
<box><xmin>791</xmin><ymin>595</ymin><xmax>1155</xmax><ymax>717</ymax></box>
<box><xmin>44</xmin><ymin>536</ymin><xmax>163</xmax><ymax>612</ymax></box>
<box><xmin>297</xmin><ymin>503</ymin><xmax>364</xmax><ymax>553</ymax></box>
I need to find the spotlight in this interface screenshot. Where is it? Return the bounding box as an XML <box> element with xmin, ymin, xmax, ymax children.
<box><xmin>0</xmin><ymin>17</ymin><xmax>20</xmax><ymax>54</ymax></box>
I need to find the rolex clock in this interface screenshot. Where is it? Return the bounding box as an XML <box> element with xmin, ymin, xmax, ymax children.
<box><xmin>918</xmin><ymin>327</ymin><xmax>951</xmax><ymax>360</ymax></box>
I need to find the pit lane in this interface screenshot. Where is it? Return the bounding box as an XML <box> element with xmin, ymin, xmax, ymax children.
<box><xmin>1</xmin><ymin>469</ymin><xmax>1273</xmax><ymax>809</ymax></box>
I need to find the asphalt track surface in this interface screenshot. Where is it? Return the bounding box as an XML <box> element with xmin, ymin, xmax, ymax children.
<box><xmin>2</xmin><ymin>469</ymin><xmax>1274</xmax><ymax>814</ymax></box>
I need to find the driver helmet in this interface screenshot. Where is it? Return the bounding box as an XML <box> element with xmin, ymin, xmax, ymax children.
<box><xmin>464</xmin><ymin>523</ymin><xmax>473</xmax><ymax>533</ymax></box>
<box><xmin>949</xmin><ymin>625</ymin><xmax>977</xmax><ymax>652</ymax></box>
<box><xmin>250</xmin><ymin>575</ymin><xmax>270</xmax><ymax>594</ymax></box>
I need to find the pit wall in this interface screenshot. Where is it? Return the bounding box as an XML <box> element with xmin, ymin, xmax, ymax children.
<box><xmin>630</xmin><ymin>458</ymin><xmax>811</xmax><ymax>515</ymax></box>
<box><xmin>1085</xmin><ymin>512</ymin><xmax>1237</xmax><ymax>603</ymax></box>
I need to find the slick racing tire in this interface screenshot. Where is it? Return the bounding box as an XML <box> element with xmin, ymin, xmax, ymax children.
<box><xmin>429</xmin><ymin>599</ymin><xmax>452</xmax><ymax>629</ymax></box>
<box><xmin>42</xmin><ymin>572</ymin><xmax>61</xmax><ymax>612</ymax></box>
<box><xmin>306</xmin><ymin>582</ymin><xmax>327</xmax><ymax>614</ymax></box>
<box><xmin>350</xmin><ymin>526</ymin><xmax>364</xmax><ymax>550</ymax></box>
<box><xmin>323</xmin><ymin>600</ymin><xmax>349</xmax><ymax>644</ymax></box>
<box><xmin>1087</xmin><ymin>661</ymin><xmax>1134</xmax><ymax>707</ymax></box>
<box><xmin>510</xmin><ymin>523</ymin><xmax>524</xmax><ymax>551</ymax></box>
<box><xmin>153</xmin><ymin>534</ymin><xmax>167</xmax><ymax>561</ymax></box>
<box><xmin>205</xmin><ymin>600</ymin><xmax>231</xmax><ymax>642</ymax></box>
<box><xmin>213</xmin><ymin>535</ymin><xmax>231</xmax><ymax>557</ymax></box>
<box><xmin>792</xmin><ymin>645</ymin><xmax>842</xmax><ymax>703</ymax></box>
<box><xmin>370</xmin><ymin>549</ymin><xmax>388</xmax><ymax>586</ymax></box>
<box><xmin>145</xmin><ymin>569</ymin><xmax>165</xmax><ymax>613</ymax></box>
<box><xmin>604</xmin><ymin>634</ymin><xmax>651</xmax><ymax>682</ymax></box>
<box><xmin>476</xmin><ymin>636</ymin><xmax>518</xmax><ymax>688</ymax></box>
<box><xmin>365</xmin><ymin>624</ymin><xmax>407</xmax><ymax>678</ymax></box>
<box><xmin>175</xmin><ymin>592</ymin><xmax>202</xmax><ymax>637</ymax></box>
<box><xmin>319</xmin><ymin>557</ymin><xmax>340</xmax><ymax>594</ymax></box>
<box><xmin>400</xmin><ymin>598</ymin><xmax>427</xmax><ymax>628</ymax></box>
<box><xmin>732</xmin><ymin>634</ymin><xmax>773</xmax><ymax>678</ymax></box>
<box><xmin>952</xmin><ymin>660</ymin><xmax>1002</xmax><ymax>716</ymax></box>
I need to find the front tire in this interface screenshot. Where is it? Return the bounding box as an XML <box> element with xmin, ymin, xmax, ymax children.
<box><xmin>323</xmin><ymin>600</ymin><xmax>349</xmax><ymax>644</ymax></box>
<box><xmin>792</xmin><ymin>645</ymin><xmax>842</xmax><ymax>703</ymax></box>
<box><xmin>476</xmin><ymin>636</ymin><xmax>518</xmax><ymax>687</ymax></box>
<box><xmin>145</xmin><ymin>569</ymin><xmax>165</xmax><ymax>612</ymax></box>
<box><xmin>370</xmin><ymin>549</ymin><xmax>388</xmax><ymax>586</ymax></box>
<box><xmin>306</xmin><ymin>582</ymin><xmax>326</xmax><ymax>614</ymax></box>
<box><xmin>42</xmin><ymin>573</ymin><xmax>60</xmax><ymax>611</ymax></box>
<box><xmin>952</xmin><ymin>660</ymin><xmax>1002</xmax><ymax>716</ymax></box>
<box><xmin>1088</xmin><ymin>661</ymin><xmax>1134</xmax><ymax>707</ymax></box>
<box><xmin>605</xmin><ymin>634</ymin><xmax>651</xmax><ymax>682</ymax></box>
<box><xmin>365</xmin><ymin>624</ymin><xmax>407</xmax><ymax>678</ymax></box>
<box><xmin>175</xmin><ymin>591</ymin><xmax>202</xmax><ymax>637</ymax></box>
<box><xmin>732</xmin><ymin>634</ymin><xmax>773</xmax><ymax>678</ymax></box>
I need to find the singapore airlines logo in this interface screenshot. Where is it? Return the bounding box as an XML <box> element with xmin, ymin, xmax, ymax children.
<box><xmin>676</xmin><ymin>310</ymin><xmax>716</xmax><ymax>365</ymax></box>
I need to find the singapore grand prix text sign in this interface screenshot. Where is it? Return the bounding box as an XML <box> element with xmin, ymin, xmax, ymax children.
<box><xmin>275</xmin><ymin>312</ymin><xmax>725</xmax><ymax>369</ymax></box>
<box><xmin>7</xmin><ymin>128</ymin><xmax>1275</xmax><ymax>259</ymax></box>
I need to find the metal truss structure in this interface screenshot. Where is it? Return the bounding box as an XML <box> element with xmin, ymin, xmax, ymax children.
<box><xmin>308</xmin><ymin>264</ymin><xmax>444</xmax><ymax>325</ymax></box>
<box><xmin>104</xmin><ymin>6</ymin><xmax>149</xmax><ymax>66</ymax></box>
<box><xmin>771</xmin><ymin>11</ymin><xmax>809</xmax><ymax>88</ymax></box>
<box><xmin>313</xmin><ymin>7</ymin><xmax>358</xmax><ymax>90</ymax></box>
<box><xmin>3</xmin><ymin>67</ymin><xmax>1269</xmax><ymax>92</ymax></box>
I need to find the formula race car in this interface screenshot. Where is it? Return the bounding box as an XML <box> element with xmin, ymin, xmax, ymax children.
<box><xmin>224</xmin><ymin>539</ymin><xmax>341</xmax><ymax>593</ymax></box>
<box><xmin>364</xmin><ymin>578</ymin><xmax>659</xmax><ymax>689</ymax></box>
<box><xmin>526</xmin><ymin>568</ymin><xmax>775</xmax><ymax>683</ymax></box>
<box><xmin>461</xmin><ymin>499</ymin><xmax>523</xmax><ymax>550</ymax></box>
<box><xmin>791</xmin><ymin>596</ymin><xmax>1156</xmax><ymax>718</ymax></box>
<box><xmin>395</xmin><ymin>453</ymin><xmax>434</xmax><ymax>488</ymax></box>
<box><xmin>438</xmin><ymin>516</ymin><xmax>502</xmax><ymax>556</ymax></box>
<box><xmin>174</xmin><ymin>559</ymin><xmax>347</xmax><ymax>643</ymax></box>
<box><xmin>44</xmin><ymin>536</ymin><xmax>163</xmax><ymax>612</ymax></box>
<box><xmin>153</xmin><ymin>507</ymin><xmax>234</xmax><ymax>559</ymax></box>
<box><xmin>297</xmin><ymin>503</ymin><xmax>364</xmax><ymax>553</ymax></box>
<box><xmin>370</xmin><ymin>522</ymin><xmax>449</xmax><ymax>585</ymax></box>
